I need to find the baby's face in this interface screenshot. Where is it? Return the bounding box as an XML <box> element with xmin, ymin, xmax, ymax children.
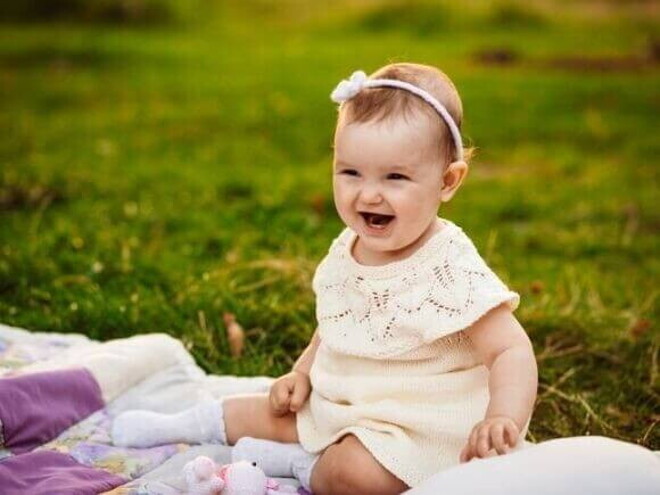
<box><xmin>333</xmin><ymin>116</ymin><xmax>445</xmax><ymax>263</ymax></box>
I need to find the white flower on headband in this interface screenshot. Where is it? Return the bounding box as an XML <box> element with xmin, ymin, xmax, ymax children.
<box><xmin>330</xmin><ymin>70</ymin><xmax>368</xmax><ymax>103</ymax></box>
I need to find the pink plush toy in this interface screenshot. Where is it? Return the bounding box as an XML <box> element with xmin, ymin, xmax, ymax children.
<box><xmin>182</xmin><ymin>456</ymin><xmax>300</xmax><ymax>495</ymax></box>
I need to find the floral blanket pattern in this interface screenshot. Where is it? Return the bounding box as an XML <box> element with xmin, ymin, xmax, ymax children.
<box><xmin>0</xmin><ymin>324</ymin><xmax>296</xmax><ymax>495</ymax></box>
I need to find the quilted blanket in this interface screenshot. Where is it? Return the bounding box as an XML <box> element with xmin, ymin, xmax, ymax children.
<box><xmin>0</xmin><ymin>323</ymin><xmax>297</xmax><ymax>495</ymax></box>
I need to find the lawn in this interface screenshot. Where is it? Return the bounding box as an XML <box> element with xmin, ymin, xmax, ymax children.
<box><xmin>0</xmin><ymin>0</ymin><xmax>658</xmax><ymax>449</ymax></box>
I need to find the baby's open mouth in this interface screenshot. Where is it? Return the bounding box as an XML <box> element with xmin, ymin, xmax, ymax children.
<box><xmin>359</xmin><ymin>212</ymin><xmax>395</xmax><ymax>228</ymax></box>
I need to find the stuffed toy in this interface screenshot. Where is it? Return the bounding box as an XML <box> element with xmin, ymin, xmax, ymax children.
<box><xmin>182</xmin><ymin>456</ymin><xmax>301</xmax><ymax>495</ymax></box>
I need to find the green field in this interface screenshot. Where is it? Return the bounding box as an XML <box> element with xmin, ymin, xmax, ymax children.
<box><xmin>1</xmin><ymin>1</ymin><xmax>658</xmax><ymax>448</ymax></box>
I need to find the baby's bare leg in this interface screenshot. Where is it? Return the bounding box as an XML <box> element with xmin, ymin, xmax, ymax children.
<box><xmin>311</xmin><ymin>434</ymin><xmax>409</xmax><ymax>495</ymax></box>
<box><xmin>223</xmin><ymin>393</ymin><xmax>298</xmax><ymax>445</ymax></box>
<box><xmin>112</xmin><ymin>393</ymin><xmax>298</xmax><ymax>448</ymax></box>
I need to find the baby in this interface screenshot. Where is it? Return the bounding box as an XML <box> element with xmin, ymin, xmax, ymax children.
<box><xmin>113</xmin><ymin>63</ymin><xmax>538</xmax><ymax>495</ymax></box>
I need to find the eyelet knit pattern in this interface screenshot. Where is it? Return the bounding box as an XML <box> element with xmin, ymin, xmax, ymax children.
<box><xmin>312</xmin><ymin>219</ymin><xmax>519</xmax><ymax>358</ymax></box>
<box><xmin>296</xmin><ymin>218</ymin><xmax>523</xmax><ymax>487</ymax></box>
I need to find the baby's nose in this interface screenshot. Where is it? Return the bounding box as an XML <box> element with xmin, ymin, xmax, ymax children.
<box><xmin>359</xmin><ymin>183</ymin><xmax>383</xmax><ymax>203</ymax></box>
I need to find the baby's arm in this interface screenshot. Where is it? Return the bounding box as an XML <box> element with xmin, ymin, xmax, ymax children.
<box><xmin>460</xmin><ymin>303</ymin><xmax>538</xmax><ymax>462</ymax></box>
<box><xmin>269</xmin><ymin>329</ymin><xmax>321</xmax><ymax>415</ymax></box>
<box><xmin>293</xmin><ymin>328</ymin><xmax>321</xmax><ymax>375</ymax></box>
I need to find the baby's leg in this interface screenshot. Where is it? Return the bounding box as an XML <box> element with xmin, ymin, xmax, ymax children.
<box><xmin>311</xmin><ymin>434</ymin><xmax>409</xmax><ymax>495</ymax></box>
<box><xmin>112</xmin><ymin>393</ymin><xmax>298</xmax><ymax>448</ymax></box>
<box><xmin>224</xmin><ymin>393</ymin><xmax>298</xmax><ymax>444</ymax></box>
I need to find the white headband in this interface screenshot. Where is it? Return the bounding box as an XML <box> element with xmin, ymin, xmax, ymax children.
<box><xmin>330</xmin><ymin>70</ymin><xmax>464</xmax><ymax>162</ymax></box>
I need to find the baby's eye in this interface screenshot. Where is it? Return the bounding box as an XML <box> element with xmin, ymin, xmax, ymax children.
<box><xmin>339</xmin><ymin>169</ymin><xmax>359</xmax><ymax>176</ymax></box>
<box><xmin>387</xmin><ymin>173</ymin><xmax>409</xmax><ymax>180</ymax></box>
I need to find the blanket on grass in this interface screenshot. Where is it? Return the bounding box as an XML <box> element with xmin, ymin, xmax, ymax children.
<box><xmin>0</xmin><ymin>323</ymin><xmax>295</xmax><ymax>495</ymax></box>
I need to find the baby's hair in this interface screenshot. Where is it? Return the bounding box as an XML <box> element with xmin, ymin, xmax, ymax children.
<box><xmin>335</xmin><ymin>62</ymin><xmax>475</xmax><ymax>167</ymax></box>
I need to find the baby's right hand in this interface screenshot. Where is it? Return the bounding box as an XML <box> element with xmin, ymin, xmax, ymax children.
<box><xmin>269</xmin><ymin>370</ymin><xmax>311</xmax><ymax>416</ymax></box>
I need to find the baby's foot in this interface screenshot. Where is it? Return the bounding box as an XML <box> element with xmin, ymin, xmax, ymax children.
<box><xmin>232</xmin><ymin>437</ymin><xmax>318</xmax><ymax>483</ymax></box>
<box><xmin>112</xmin><ymin>400</ymin><xmax>225</xmax><ymax>448</ymax></box>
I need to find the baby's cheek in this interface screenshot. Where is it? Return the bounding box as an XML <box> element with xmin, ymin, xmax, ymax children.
<box><xmin>332</xmin><ymin>186</ymin><xmax>352</xmax><ymax>205</ymax></box>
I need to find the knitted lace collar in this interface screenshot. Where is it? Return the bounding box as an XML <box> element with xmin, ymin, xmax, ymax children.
<box><xmin>313</xmin><ymin>217</ymin><xmax>519</xmax><ymax>358</ymax></box>
<box><xmin>339</xmin><ymin>218</ymin><xmax>460</xmax><ymax>280</ymax></box>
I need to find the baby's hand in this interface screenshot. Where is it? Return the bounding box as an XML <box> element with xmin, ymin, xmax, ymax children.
<box><xmin>459</xmin><ymin>415</ymin><xmax>520</xmax><ymax>463</ymax></box>
<box><xmin>269</xmin><ymin>370</ymin><xmax>311</xmax><ymax>416</ymax></box>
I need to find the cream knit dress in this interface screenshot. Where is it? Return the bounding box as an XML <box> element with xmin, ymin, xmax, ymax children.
<box><xmin>296</xmin><ymin>218</ymin><xmax>528</xmax><ymax>487</ymax></box>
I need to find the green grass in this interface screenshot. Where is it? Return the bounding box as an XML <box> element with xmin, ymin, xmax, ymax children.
<box><xmin>0</xmin><ymin>1</ymin><xmax>658</xmax><ymax>449</ymax></box>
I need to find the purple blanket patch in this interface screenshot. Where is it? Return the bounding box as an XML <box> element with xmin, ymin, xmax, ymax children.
<box><xmin>0</xmin><ymin>368</ymin><xmax>104</xmax><ymax>454</ymax></box>
<box><xmin>0</xmin><ymin>449</ymin><xmax>126</xmax><ymax>495</ymax></box>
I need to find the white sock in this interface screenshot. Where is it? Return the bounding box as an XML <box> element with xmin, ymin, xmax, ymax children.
<box><xmin>232</xmin><ymin>437</ymin><xmax>318</xmax><ymax>485</ymax></box>
<box><xmin>292</xmin><ymin>451</ymin><xmax>318</xmax><ymax>492</ymax></box>
<box><xmin>112</xmin><ymin>399</ymin><xmax>226</xmax><ymax>448</ymax></box>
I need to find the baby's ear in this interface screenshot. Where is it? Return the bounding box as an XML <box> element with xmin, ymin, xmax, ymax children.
<box><xmin>440</xmin><ymin>160</ymin><xmax>468</xmax><ymax>203</ymax></box>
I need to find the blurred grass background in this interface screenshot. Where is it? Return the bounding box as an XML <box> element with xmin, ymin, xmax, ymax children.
<box><xmin>0</xmin><ymin>0</ymin><xmax>658</xmax><ymax>449</ymax></box>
